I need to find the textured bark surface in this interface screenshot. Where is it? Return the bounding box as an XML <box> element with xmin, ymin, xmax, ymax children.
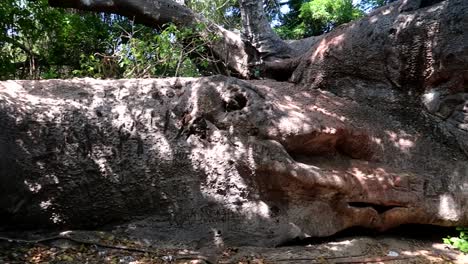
<box><xmin>239</xmin><ymin>0</ymin><xmax>295</xmax><ymax>60</ymax></box>
<box><xmin>290</xmin><ymin>0</ymin><xmax>468</xmax><ymax>157</ymax></box>
<box><xmin>1</xmin><ymin>75</ymin><xmax>467</xmax><ymax>247</ymax></box>
<box><xmin>0</xmin><ymin>0</ymin><xmax>466</xmax><ymax>248</ymax></box>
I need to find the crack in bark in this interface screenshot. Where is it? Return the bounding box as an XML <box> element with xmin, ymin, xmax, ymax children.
<box><xmin>348</xmin><ymin>202</ymin><xmax>407</xmax><ymax>214</ymax></box>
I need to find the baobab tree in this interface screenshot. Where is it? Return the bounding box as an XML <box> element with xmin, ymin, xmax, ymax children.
<box><xmin>0</xmin><ymin>0</ymin><xmax>467</xmax><ymax>247</ymax></box>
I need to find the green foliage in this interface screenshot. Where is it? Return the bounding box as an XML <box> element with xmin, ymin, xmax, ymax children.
<box><xmin>0</xmin><ymin>0</ymin><xmax>397</xmax><ymax>79</ymax></box>
<box><xmin>70</xmin><ymin>21</ymin><xmax>208</xmax><ymax>79</ymax></box>
<box><xmin>186</xmin><ymin>0</ymin><xmax>241</xmax><ymax>30</ymax></box>
<box><xmin>300</xmin><ymin>0</ymin><xmax>363</xmax><ymax>32</ymax></box>
<box><xmin>0</xmin><ymin>0</ymin><xmax>222</xmax><ymax>80</ymax></box>
<box><xmin>274</xmin><ymin>0</ymin><xmax>396</xmax><ymax>39</ymax></box>
<box><xmin>444</xmin><ymin>227</ymin><xmax>468</xmax><ymax>253</ymax></box>
<box><xmin>72</xmin><ymin>54</ymin><xmax>102</xmax><ymax>78</ymax></box>
<box><xmin>0</xmin><ymin>0</ymin><xmax>110</xmax><ymax>79</ymax></box>
<box><xmin>275</xmin><ymin>0</ymin><xmax>363</xmax><ymax>38</ymax></box>
<box><xmin>116</xmin><ymin>22</ymin><xmax>205</xmax><ymax>78</ymax></box>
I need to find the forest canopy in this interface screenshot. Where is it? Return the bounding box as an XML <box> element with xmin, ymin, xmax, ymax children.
<box><xmin>1</xmin><ymin>0</ymin><xmax>394</xmax><ymax>80</ymax></box>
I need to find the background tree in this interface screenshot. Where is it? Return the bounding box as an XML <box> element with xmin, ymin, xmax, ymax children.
<box><xmin>0</xmin><ymin>0</ymin><xmax>396</xmax><ymax>80</ymax></box>
<box><xmin>274</xmin><ymin>0</ymin><xmax>398</xmax><ymax>39</ymax></box>
<box><xmin>0</xmin><ymin>0</ymin><xmax>226</xmax><ymax>80</ymax></box>
<box><xmin>0</xmin><ymin>0</ymin><xmax>110</xmax><ymax>79</ymax></box>
<box><xmin>187</xmin><ymin>0</ymin><xmax>241</xmax><ymax>30</ymax></box>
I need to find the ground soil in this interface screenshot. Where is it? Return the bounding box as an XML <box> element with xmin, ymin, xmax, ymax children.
<box><xmin>1</xmin><ymin>226</ymin><xmax>467</xmax><ymax>264</ymax></box>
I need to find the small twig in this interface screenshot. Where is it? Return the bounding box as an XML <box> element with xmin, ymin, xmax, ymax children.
<box><xmin>175</xmin><ymin>49</ymin><xmax>184</xmax><ymax>77</ymax></box>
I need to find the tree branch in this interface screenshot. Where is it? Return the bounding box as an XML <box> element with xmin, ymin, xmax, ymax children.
<box><xmin>48</xmin><ymin>0</ymin><xmax>253</xmax><ymax>78</ymax></box>
<box><xmin>239</xmin><ymin>0</ymin><xmax>296</xmax><ymax>60</ymax></box>
<box><xmin>49</xmin><ymin>0</ymin><xmax>197</xmax><ymax>28</ymax></box>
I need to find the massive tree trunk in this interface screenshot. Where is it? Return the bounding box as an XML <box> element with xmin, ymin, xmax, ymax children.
<box><xmin>1</xmin><ymin>74</ymin><xmax>467</xmax><ymax>246</ymax></box>
<box><xmin>0</xmin><ymin>0</ymin><xmax>467</xmax><ymax>247</ymax></box>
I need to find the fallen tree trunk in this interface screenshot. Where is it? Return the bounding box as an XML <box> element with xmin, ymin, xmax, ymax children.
<box><xmin>1</xmin><ymin>75</ymin><xmax>467</xmax><ymax>247</ymax></box>
<box><xmin>1</xmin><ymin>0</ymin><xmax>467</xmax><ymax>248</ymax></box>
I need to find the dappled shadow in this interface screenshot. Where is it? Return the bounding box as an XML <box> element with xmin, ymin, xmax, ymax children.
<box><xmin>0</xmin><ymin>0</ymin><xmax>467</xmax><ymax>249</ymax></box>
<box><xmin>248</xmin><ymin>43</ymin><xmax>467</xmax><ymax>238</ymax></box>
<box><xmin>0</xmin><ymin>76</ymin><xmax>312</xmax><ymax>247</ymax></box>
<box><xmin>1</xmin><ymin>67</ymin><xmax>467</xmax><ymax>249</ymax></box>
<box><xmin>248</xmin><ymin>0</ymin><xmax>468</xmax><ymax>239</ymax></box>
<box><xmin>0</xmin><ymin>78</ymin><xmax>230</xmax><ymax>243</ymax></box>
<box><xmin>0</xmin><ymin>80</ymin><xmax>179</xmax><ymax>229</ymax></box>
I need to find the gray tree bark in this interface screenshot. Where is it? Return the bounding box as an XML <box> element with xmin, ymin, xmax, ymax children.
<box><xmin>1</xmin><ymin>0</ymin><xmax>466</xmax><ymax>247</ymax></box>
<box><xmin>238</xmin><ymin>0</ymin><xmax>295</xmax><ymax>60</ymax></box>
<box><xmin>1</xmin><ymin>73</ymin><xmax>467</xmax><ymax>246</ymax></box>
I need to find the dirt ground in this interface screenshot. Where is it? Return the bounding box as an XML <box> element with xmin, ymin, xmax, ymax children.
<box><xmin>1</xmin><ymin>229</ymin><xmax>467</xmax><ymax>264</ymax></box>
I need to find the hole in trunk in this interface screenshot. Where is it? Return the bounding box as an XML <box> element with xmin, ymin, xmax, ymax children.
<box><xmin>348</xmin><ymin>202</ymin><xmax>405</xmax><ymax>214</ymax></box>
<box><xmin>420</xmin><ymin>0</ymin><xmax>444</xmax><ymax>8</ymax></box>
<box><xmin>224</xmin><ymin>93</ymin><xmax>247</xmax><ymax>112</ymax></box>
